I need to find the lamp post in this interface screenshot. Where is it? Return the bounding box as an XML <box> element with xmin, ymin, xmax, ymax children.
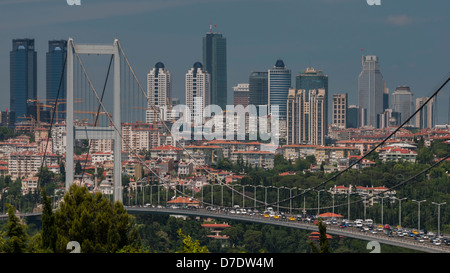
<box><xmin>412</xmin><ymin>199</ymin><xmax>426</xmax><ymax>232</ymax></box>
<box><xmin>314</xmin><ymin>189</ymin><xmax>325</xmax><ymax>217</ymax></box>
<box><xmin>432</xmin><ymin>201</ymin><xmax>446</xmax><ymax>238</ymax></box>
<box><xmin>289</xmin><ymin>187</ymin><xmax>297</xmax><ymax>214</ymax></box>
<box><xmin>395</xmin><ymin>197</ymin><xmax>407</xmax><ymax>228</ymax></box>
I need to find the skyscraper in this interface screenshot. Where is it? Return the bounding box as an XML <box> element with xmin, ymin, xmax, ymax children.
<box><xmin>146</xmin><ymin>62</ymin><xmax>172</xmax><ymax>123</ymax></box>
<box><xmin>392</xmin><ymin>86</ymin><xmax>414</xmax><ymax>125</ymax></box>
<box><xmin>415</xmin><ymin>97</ymin><xmax>435</xmax><ymax>129</ymax></box>
<box><xmin>286</xmin><ymin>88</ymin><xmax>326</xmax><ymax>145</ymax></box>
<box><xmin>10</xmin><ymin>38</ymin><xmax>37</xmax><ymax>124</ymax></box>
<box><xmin>203</xmin><ymin>29</ymin><xmax>227</xmax><ymax>109</ymax></box>
<box><xmin>249</xmin><ymin>71</ymin><xmax>268</xmax><ymax>107</ymax></box>
<box><xmin>296</xmin><ymin>67</ymin><xmax>329</xmax><ymax>134</ymax></box>
<box><xmin>268</xmin><ymin>60</ymin><xmax>291</xmax><ymax>119</ymax></box>
<box><xmin>46</xmin><ymin>40</ymin><xmax>67</xmax><ymax>121</ymax></box>
<box><xmin>186</xmin><ymin>62</ymin><xmax>210</xmax><ymax>122</ymax></box>
<box><xmin>358</xmin><ymin>55</ymin><xmax>385</xmax><ymax>127</ymax></box>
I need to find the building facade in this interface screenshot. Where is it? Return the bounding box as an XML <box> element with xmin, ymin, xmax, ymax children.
<box><xmin>186</xmin><ymin>62</ymin><xmax>210</xmax><ymax>123</ymax></box>
<box><xmin>146</xmin><ymin>62</ymin><xmax>172</xmax><ymax>123</ymax></box>
<box><xmin>332</xmin><ymin>93</ymin><xmax>347</xmax><ymax>129</ymax></box>
<box><xmin>286</xmin><ymin>88</ymin><xmax>326</xmax><ymax>145</ymax></box>
<box><xmin>358</xmin><ymin>55</ymin><xmax>385</xmax><ymax>127</ymax></box>
<box><xmin>392</xmin><ymin>86</ymin><xmax>414</xmax><ymax>125</ymax></box>
<box><xmin>203</xmin><ymin>31</ymin><xmax>227</xmax><ymax>110</ymax></box>
<box><xmin>268</xmin><ymin>60</ymin><xmax>291</xmax><ymax>120</ymax></box>
<box><xmin>415</xmin><ymin>97</ymin><xmax>435</xmax><ymax>129</ymax></box>
<box><xmin>10</xmin><ymin>38</ymin><xmax>37</xmax><ymax>125</ymax></box>
<box><xmin>249</xmin><ymin>71</ymin><xmax>268</xmax><ymax>108</ymax></box>
<box><xmin>233</xmin><ymin>83</ymin><xmax>249</xmax><ymax>107</ymax></box>
<box><xmin>46</xmin><ymin>40</ymin><xmax>67</xmax><ymax>122</ymax></box>
<box><xmin>296</xmin><ymin>67</ymin><xmax>329</xmax><ymax>133</ymax></box>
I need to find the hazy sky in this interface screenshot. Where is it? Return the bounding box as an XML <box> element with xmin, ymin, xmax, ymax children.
<box><xmin>1</xmin><ymin>0</ymin><xmax>449</xmax><ymax>123</ymax></box>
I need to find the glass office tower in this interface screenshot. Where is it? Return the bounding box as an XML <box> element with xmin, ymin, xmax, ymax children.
<box><xmin>10</xmin><ymin>38</ymin><xmax>37</xmax><ymax>125</ymax></box>
<box><xmin>249</xmin><ymin>71</ymin><xmax>268</xmax><ymax>107</ymax></box>
<box><xmin>392</xmin><ymin>86</ymin><xmax>414</xmax><ymax>125</ymax></box>
<box><xmin>203</xmin><ymin>31</ymin><xmax>227</xmax><ymax>110</ymax></box>
<box><xmin>46</xmin><ymin>40</ymin><xmax>67</xmax><ymax>121</ymax></box>
<box><xmin>358</xmin><ymin>55</ymin><xmax>385</xmax><ymax>127</ymax></box>
<box><xmin>268</xmin><ymin>60</ymin><xmax>291</xmax><ymax>119</ymax></box>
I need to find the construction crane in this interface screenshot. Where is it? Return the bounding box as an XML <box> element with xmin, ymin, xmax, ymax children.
<box><xmin>47</xmin><ymin>98</ymin><xmax>84</xmax><ymax>122</ymax></box>
<box><xmin>26</xmin><ymin>98</ymin><xmax>55</xmax><ymax>126</ymax></box>
<box><xmin>62</xmin><ymin>110</ymin><xmax>111</xmax><ymax>126</ymax></box>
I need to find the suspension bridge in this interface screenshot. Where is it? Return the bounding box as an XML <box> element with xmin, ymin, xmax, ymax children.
<box><xmin>12</xmin><ymin>38</ymin><xmax>450</xmax><ymax>253</ymax></box>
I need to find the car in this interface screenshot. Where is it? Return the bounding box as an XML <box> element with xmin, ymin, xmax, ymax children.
<box><xmin>371</xmin><ymin>229</ymin><xmax>377</xmax><ymax>234</ymax></box>
<box><xmin>264</xmin><ymin>213</ymin><xmax>270</xmax><ymax>218</ymax></box>
<box><xmin>289</xmin><ymin>216</ymin><xmax>296</xmax><ymax>221</ymax></box>
<box><xmin>339</xmin><ymin>222</ymin><xmax>347</xmax><ymax>228</ymax></box>
<box><xmin>433</xmin><ymin>239</ymin><xmax>441</xmax><ymax>246</ymax></box>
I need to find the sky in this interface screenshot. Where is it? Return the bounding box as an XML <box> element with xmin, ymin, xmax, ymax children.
<box><xmin>1</xmin><ymin>0</ymin><xmax>449</xmax><ymax>124</ymax></box>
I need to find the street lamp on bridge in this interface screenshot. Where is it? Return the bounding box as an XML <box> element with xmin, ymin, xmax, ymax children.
<box><xmin>412</xmin><ymin>199</ymin><xmax>427</xmax><ymax>232</ymax></box>
<box><xmin>432</xmin><ymin>201</ymin><xmax>446</xmax><ymax>238</ymax></box>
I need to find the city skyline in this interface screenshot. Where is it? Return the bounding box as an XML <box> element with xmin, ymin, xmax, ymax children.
<box><xmin>0</xmin><ymin>0</ymin><xmax>449</xmax><ymax>125</ymax></box>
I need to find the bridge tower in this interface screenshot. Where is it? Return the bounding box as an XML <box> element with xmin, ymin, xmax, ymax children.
<box><xmin>66</xmin><ymin>38</ymin><xmax>122</xmax><ymax>203</ymax></box>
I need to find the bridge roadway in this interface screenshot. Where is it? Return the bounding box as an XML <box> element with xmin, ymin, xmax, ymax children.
<box><xmin>127</xmin><ymin>206</ymin><xmax>450</xmax><ymax>254</ymax></box>
<box><xmin>2</xmin><ymin>208</ymin><xmax>449</xmax><ymax>253</ymax></box>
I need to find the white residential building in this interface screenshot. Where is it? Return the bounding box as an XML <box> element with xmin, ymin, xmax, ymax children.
<box><xmin>146</xmin><ymin>62</ymin><xmax>172</xmax><ymax>123</ymax></box>
<box><xmin>186</xmin><ymin>62</ymin><xmax>210</xmax><ymax>123</ymax></box>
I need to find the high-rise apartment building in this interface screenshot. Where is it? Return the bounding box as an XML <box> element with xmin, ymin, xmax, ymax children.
<box><xmin>286</xmin><ymin>88</ymin><xmax>326</xmax><ymax>145</ymax></box>
<box><xmin>46</xmin><ymin>40</ymin><xmax>67</xmax><ymax>122</ymax></box>
<box><xmin>358</xmin><ymin>55</ymin><xmax>385</xmax><ymax>127</ymax></box>
<box><xmin>186</xmin><ymin>62</ymin><xmax>210</xmax><ymax>122</ymax></box>
<box><xmin>146</xmin><ymin>62</ymin><xmax>172</xmax><ymax>123</ymax></box>
<box><xmin>249</xmin><ymin>71</ymin><xmax>268</xmax><ymax>107</ymax></box>
<box><xmin>296</xmin><ymin>67</ymin><xmax>329</xmax><ymax>133</ymax></box>
<box><xmin>392</xmin><ymin>86</ymin><xmax>414</xmax><ymax>125</ymax></box>
<box><xmin>203</xmin><ymin>30</ymin><xmax>227</xmax><ymax>109</ymax></box>
<box><xmin>332</xmin><ymin>94</ymin><xmax>347</xmax><ymax>128</ymax></box>
<box><xmin>10</xmin><ymin>38</ymin><xmax>37</xmax><ymax>125</ymax></box>
<box><xmin>415</xmin><ymin>97</ymin><xmax>435</xmax><ymax>129</ymax></box>
<box><xmin>268</xmin><ymin>60</ymin><xmax>291</xmax><ymax>120</ymax></box>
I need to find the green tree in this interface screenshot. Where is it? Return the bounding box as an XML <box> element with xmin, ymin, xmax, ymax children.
<box><xmin>2</xmin><ymin>204</ymin><xmax>29</xmax><ymax>253</ymax></box>
<box><xmin>177</xmin><ymin>229</ymin><xmax>209</xmax><ymax>253</ymax></box>
<box><xmin>309</xmin><ymin>221</ymin><xmax>330</xmax><ymax>253</ymax></box>
<box><xmin>41</xmin><ymin>189</ymin><xmax>57</xmax><ymax>252</ymax></box>
<box><xmin>53</xmin><ymin>184</ymin><xmax>141</xmax><ymax>253</ymax></box>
